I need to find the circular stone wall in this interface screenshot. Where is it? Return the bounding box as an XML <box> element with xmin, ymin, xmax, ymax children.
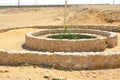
<box><xmin>25</xmin><ymin>29</ymin><xmax>117</xmax><ymax>52</ymax></box>
<box><xmin>0</xmin><ymin>25</ymin><xmax>119</xmax><ymax>70</ymax></box>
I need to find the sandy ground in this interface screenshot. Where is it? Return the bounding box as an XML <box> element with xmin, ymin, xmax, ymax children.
<box><xmin>0</xmin><ymin>66</ymin><xmax>120</xmax><ymax>80</ymax></box>
<box><xmin>0</xmin><ymin>28</ymin><xmax>43</xmax><ymax>51</ymax></box>
<box><xmin>0</xmin><ymin>5</ymin><xmax>120</xmax><ymax>80</ymax></box>
<box><xmin>0</xmin><ymin>5</ymin><xmax>120</xmax><ymax>28</ymax></box>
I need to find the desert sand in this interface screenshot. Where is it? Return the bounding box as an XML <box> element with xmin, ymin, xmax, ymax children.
<box><xmin>0</xmin><ymin>4</ymin><xmax>120</xmax><ymax>80</ymax></box>
<box><xmin>0</xmin><ymin>66</ymin><xmax>120</xmax><ymax>80</ymax></box>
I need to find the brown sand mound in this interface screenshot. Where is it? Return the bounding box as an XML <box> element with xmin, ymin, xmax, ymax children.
<box><xmin>67</xmin><ymin>8</ymin><xmax>120</xmax><ymax>25</ymax></box>
<box><xmin>97</xmin><ymin>10</ymin><xmax>120</xmax><ymax>23</ymax></box>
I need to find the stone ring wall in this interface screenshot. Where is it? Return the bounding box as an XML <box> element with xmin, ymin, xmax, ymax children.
<box><xmin>0</xmin><ymin>25</ymin><xmax>119</xmax><ymax>70</ymax></box>
<box><xmin>25</xmin><ymin>29</ymin><xmax>117</xmax><ymax>52</ymax></box>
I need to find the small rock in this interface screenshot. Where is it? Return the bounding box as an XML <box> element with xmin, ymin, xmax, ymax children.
<box><xmin>33</xmin><ymin>66</ymin><xmax>37</xmax><ymax>68</ymax></box>
<box><xmin>52</xmin><ymin>77</ymin><xmax>67</xmax><ymax>80</ymax></box>
<box><xmin>92</xmin><ymin>74</ymin><xmax>97</xmax><ymax>78</ymax></box>
<box><xmin>86</xmin><ymin>74</ymin><xmax>89</xmax><ymax>77</ymax></box>
<box><xmin>44</xmin><ymin>74</ymin><xmax>51</xmax><ymax>79</ymax></box>
<box><xmin>92</xmin><ymin>71</ymin><xmax>96</xmax><ymax>74</ymax></box>
<box><xmin>60</xmin><ymin>77</ymin><xmax>67</xmax><ymax>80</ymax></box>
<box><xmin>69</xmin><ymin>69</ymin><xmax>73</xmax><ymax>72</ymax></box>
<box><xmin>29</xmin><ymin>78</ymin><xmax>31</xmax><ymax>80</ymax></box>
<box><xmin>24</xmin><ymin>63</ymin><xmax>29</xmax><ymax>66</ymax></box>
<box><xmin>4</xmin><ymin>70</ymin><xmax>9</xmax><ymax>73</ymax></box>
<box><xmin>52</xmin><ymin>77</ymin><xmax>60</xmax><ymax>80</ymax></box>
<box><xmin>66</xmin><ymin>79</ymin><xmax>72</xmax><ymax>80</ymax></box>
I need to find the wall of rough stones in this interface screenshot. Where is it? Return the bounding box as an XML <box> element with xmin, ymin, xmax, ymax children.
<box><xmin>0</xmin><ymin>25</ymin><xmax>119</xmax><ymax>70</ymax></box>
<box><xmin>0</xmin><ymin>50</ymin><xmax>120</xmax><ymax>70</ymax></box>
<box><xmin>25</xmin><ymin>29</ymin><xmax>117</xmax><ymax>52</ymax></box>
<box><xmin>0</xmin><ymin>24</ymin><xmax>120</xmax><ymax>32</ymax></box>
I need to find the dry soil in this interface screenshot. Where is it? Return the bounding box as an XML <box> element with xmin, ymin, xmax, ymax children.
<box><xmin>0</xmin><ymin>5</ymin><xmax>120</xmax><ymax>80</ymax></box>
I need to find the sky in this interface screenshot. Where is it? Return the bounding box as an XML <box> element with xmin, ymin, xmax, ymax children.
<box><xmin>0</xmin><ymin>0</ymin><xmax>119</xmax><ymax>5</ymax></box>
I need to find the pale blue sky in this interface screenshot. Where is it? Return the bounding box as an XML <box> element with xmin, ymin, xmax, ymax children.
<box><xmin>0</xmin><ymin>0</ymin><xmax>119</xmax><ymax>5</ymax></box>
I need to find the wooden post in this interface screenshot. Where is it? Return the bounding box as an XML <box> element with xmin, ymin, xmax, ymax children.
<box><xmin>113</xmin><ymin>0</ymin><xmax>115</xmax><ymax>4</ymax></box>
<box><xmin>36</xmin><ymin>0</ymin><xmax>38</xmax><ymax>7</ymax></box>
<box><xmin>18</xmin><ymin>0</ymin><xmax>20</xmax><ymax>9</ymax></box>
<box><xmin>34</xmin><ymin>0</ymin><xmax>38</xmax><ymax>7</ymax></box>
<box><xmin>64</xmin><ymin>0</ymin><xmax>67</xmax><ymax>27</ymax></box>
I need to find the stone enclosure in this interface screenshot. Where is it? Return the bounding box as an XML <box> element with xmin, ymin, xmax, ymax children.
<box><xmin>0</xmin><ymin>25</ymin><xmax>120</xmax><ymax>70</ymax></box>
<box><xmin>25</xmin><ymin>29</ymin><xmax>117</xmax><ymax>52</ymax></box>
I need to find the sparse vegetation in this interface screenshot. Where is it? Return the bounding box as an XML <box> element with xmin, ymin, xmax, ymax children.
<box><xmin>48</xmin><ymin>34</ymin><xmax>96</xmax><ymax>39</ymax></box>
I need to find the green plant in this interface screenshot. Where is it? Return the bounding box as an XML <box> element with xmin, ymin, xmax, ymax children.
<box><xmin>48</xmin><ymin>34</ymin><xmax>96</xmax><ymax>40</ymax></box>
<box><xmin>64</xmin><ymin>26</ymin><xmax>69</xmax><ymax>34</ymax></box>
